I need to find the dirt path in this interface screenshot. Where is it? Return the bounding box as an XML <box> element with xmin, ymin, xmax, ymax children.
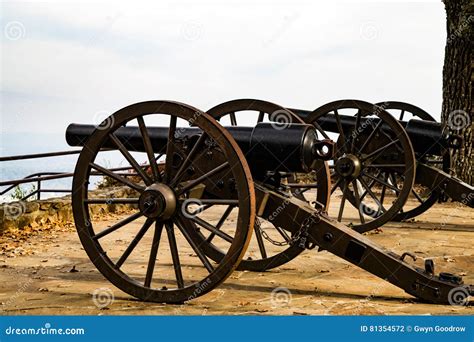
<box><xmin>1</xmin><ymin>199</ymin><xmax>473</xmax><ymax>315</ymax></box>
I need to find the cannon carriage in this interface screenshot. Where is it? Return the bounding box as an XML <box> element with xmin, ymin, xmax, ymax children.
<box><xmin>66</xmin><ymin>99</ymin><xmax>473</xmax><ymax>305</ymax></box>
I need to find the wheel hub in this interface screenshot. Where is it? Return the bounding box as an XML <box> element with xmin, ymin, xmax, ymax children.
<box><xmin>138</xmin><ymin>183</ymin><xmax>177</xmax><ymax>219</ymax></box>
<box><xmin>335</xmin><ymin>154</ymin><xmax>362</xmax><ymax>179</ymax></box>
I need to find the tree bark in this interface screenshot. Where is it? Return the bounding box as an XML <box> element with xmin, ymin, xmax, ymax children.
<box><xmin>441</xmin><ymin>0</ymin><xmax>474</xmax><ymax>185</ymax></box>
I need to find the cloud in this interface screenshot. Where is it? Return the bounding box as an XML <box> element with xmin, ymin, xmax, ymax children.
<box><xmin>1</xmin><ymin>0</ymin><xmax>447</xmax><ymax>138</ymax></box>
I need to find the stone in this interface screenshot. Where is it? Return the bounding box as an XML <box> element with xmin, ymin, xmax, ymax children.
<box><xmin>1</xmin><ymin>186</ymin><xmax>135</xmax><ymax>235</ymax></box>
<box><xmin>39</xmin><ymin>202</ymin><xmax>50</xmax><ymax>211</ymax></box>
<box><xmin>17</xmin><ymin>215</ymin><xmax>34</xmax><ymax>229</ymax></box>
<box><xmin>24</xmin><ymin>202</ymin><xmax>40</xmax><ymax>213</ymax></box>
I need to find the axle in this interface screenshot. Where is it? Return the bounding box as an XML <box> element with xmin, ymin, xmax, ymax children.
<box><xmin>66</xmin><ymin>122</ymin><xmax>334</xmax><ymax>175</ymax></box>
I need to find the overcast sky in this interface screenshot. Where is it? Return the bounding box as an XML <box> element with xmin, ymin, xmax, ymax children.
<box><xmin>1</xmin><ymin>0</ymin><xmax>447</xmax><ymax>147</ymax></box>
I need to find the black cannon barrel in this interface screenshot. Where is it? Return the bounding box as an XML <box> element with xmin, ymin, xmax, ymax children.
<box><xmin>289</xmin><ymin>108</ymin><xmax>446</xmax><ymax>156</ymax></box>
<box><xmin>66</xmin><ymin>123</ymin><xmax>331</xmax><ymax>174</ymax></box>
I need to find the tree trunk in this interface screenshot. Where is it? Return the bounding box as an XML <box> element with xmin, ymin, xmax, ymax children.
<box><xmin>441</xmin><ymin>0</ymin><xmax>473</xmax><ymax>185</ymax></box>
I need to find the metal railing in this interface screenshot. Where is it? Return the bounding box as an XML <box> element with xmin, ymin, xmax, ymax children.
<box><xmin>0</xmin><ymin>149</ymin><xmax>138</xmax><ymax>202</ymax></box>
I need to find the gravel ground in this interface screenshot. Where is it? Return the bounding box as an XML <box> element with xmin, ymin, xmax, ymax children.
<box><xmin>1</xmin><ymin>197</ymin><xmax>473</xmax><ymax>315</ymax></box>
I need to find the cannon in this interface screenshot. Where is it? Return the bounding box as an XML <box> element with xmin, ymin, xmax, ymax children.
<box><xmin>67</xmin><ymin>100</ymin><xmax>473</xmax><ymax>305</ymax></box>
<box><xmin>289</xmin><ymin>100</ymin><xmax>473</xmax><ymax>232</ymax></box>
<box><xmin>66</xmin><ymin>122</ymin><xmax>334</xmax><ymax>176</ymax></box>
<box><xmin>290</xmin><ymin>107</ymin><xmax>450</xmax><ymax>156</ymax></box>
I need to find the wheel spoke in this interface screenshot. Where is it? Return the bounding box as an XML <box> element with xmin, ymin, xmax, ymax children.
<box><xmin>337</xmin><ymin>181</ymin><xmax>348</xmax><ymax>222</ymax></box>
<box><xmin>362</xmin><ymin>172</ymin><xmax>399</xmax><ymax>193</ymax></box>
<box><xmin>388</xmin><ymin>173</ymin><xmax>400</xmax><ymax>194</ymax></box>
<box><xmin>176</xmin><ymin>162</ymin><xmax>229</xmax><ymax>195</ymax></box>
<box><xmin>274</xmin><ymin>225</ymin><xmax>291</xmax><ymax>243</ymax></box>
<box><xmin>164</xmin><ymin>115</ymin><xmax>178</xmax><ymax>183</ymax></box>
<box><xmin>92</xmin><ymin>212</ymin><xmax>143</xmax><ymax>240</ymax></box>
<box><xmin>380</xmin><ymin>173</ymin><xmax>387</xmax><ymax>207</ymax></box>
<box><xmin>350</xmin><ymin>109</ymin><xmax>362</xmax><ymax>153</ymax></box>
<box><xmin>358</xmin><ymin>119</ymin><xmax>383</xmax><ymax>154</ymax></box>
<box><xmin>109</xmin><ymin>133</ymin><xmax>153</xmax><ymax>185</ymax></box>
<box><xmin>230</xmin><ymin>112</ymin><xmax>237</xmax><ymax>126</ymax></box>
<box><xmin>334</xmin><ymin>110</ymin><xmax>347</xmax><ymax>152</ymax></box>
<box><xmin>194</xmin><ymin>199</ymin><xmax>238</xmax><ymax>205</ymax></box>
<box><xmin>144</xmin><ymin>222</ymin><xmax>164</xmax><ymax>288</ymax></box>
<box><xmin>300</xmin><ymin>187</ymin><xmax>312</xmax><ymax>195</ymax></box>
<box><xmin>190</xmin><ymin>215</ymin><xmax>233</xmax><ymax>243</ymax></box>
<box><xmin>166</xmin><ymin>223</ymin><xmax>184</xmax><ymax>288</ymax></box>
<box><xmin>399</xmin><ymin>109</ymin><xmax>405</xmax><ymax>121</ymax></box>
<box><xmin>254</xmin><ymin>221</ymin><xmax>268</xmax><ymax>259</ymax></box>
<box><xmin>359</xmin><ymin>170</ymin><xmax>381</xmax><ymax>201</ymax></box>
<box><xmin>411</xmin><ymin>188</ymin><xmax>425</xmax><ymax>203</ymax></box>
<box><xmin>287</xmin><ymin>183</ymin><xmax>319</xmax><ymax>188</ymax></box>
<box><xmin>115</xmin><ymin>218</ymin><xmax>154</xmax><ymax>269</ymax></box>
<box><xmin>206</xmin><ymin>205</ymin><xmax>234</xmax><ymax>243</ymax></box>
<box><xmin>352</xmin><ymin>180</ymin><xmax>366</xmax><ymax>224</ymax></box>
<box><xmin>137</xmin><ymin>116</ymin><xmax>161</xmax><ymax>182</ymax></box>
<box><xmin>361</xmin><ymin>139</ymin><xmax>400</xmax><ymax>162</ymax></box>
<box><xmin>312</xmin><ymin>121</ymin><xmax>331</xmax><ymax>140</ymax></box>
<box><xmin>90</xmin><ymin>163</ymin><xmax>145</xmax><ymax>192</ymax></box>
<box><xmin>359</xmin><ymin>176</ymin><xmax>386</xmax><ymax>213</ymax></box>
<box><xmin>170</xmin><ymin>132</ymin><xmax>207</xmax><ymax>187</ymax></box>
<box><xmin>331</xmin><ymin>177</ymin><xmax>342</xmax><ymax>195</ymax></box>
<box><xmin>175</xmin><ymin>217</ymin><xmax>214</xmax><ymax>273</ymax></box>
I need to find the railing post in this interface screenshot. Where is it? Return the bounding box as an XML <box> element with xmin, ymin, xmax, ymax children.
<box><xmin>37</xmin><ymin>178</ymin><xmax>41</xmax><ymax>200</ymax></box>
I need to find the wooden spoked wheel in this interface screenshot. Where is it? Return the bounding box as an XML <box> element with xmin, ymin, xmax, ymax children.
<box><xmin>376</xmin><ymin>101</ymin><xmax>450</xmax><ymax>221</ymax></box>
<box><xmin>72</xmin><ymin>101</ymin><xmax>255</xmax><ymax>303</ymax></box>
<box><xmin>304</xmin><ymin>100</ymin><xmax>416</xmax><ymax>233</ymax></box>
<box><xmin>201</xmin><ymin>99</ymin><xmax>331</xmax><ymax>271</ymax></box>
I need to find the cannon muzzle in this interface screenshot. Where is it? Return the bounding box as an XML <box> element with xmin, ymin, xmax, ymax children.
<box><xmin>66</xmin><ymin>122</ymin><xmax>334</xmax><ymax>175</ymax></box>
